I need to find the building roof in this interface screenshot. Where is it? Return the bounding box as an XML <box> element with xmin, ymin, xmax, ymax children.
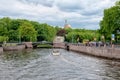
<box><xmin>64</xmin><ymin>24</ymin><xmax>71</xmax><ymax>29</ymax></box>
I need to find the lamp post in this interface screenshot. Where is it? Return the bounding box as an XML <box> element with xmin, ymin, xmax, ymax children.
<box><xmin>19</xmin><ymin>31</ymin><xmax>21</xmax><ymax>44</ymax></box>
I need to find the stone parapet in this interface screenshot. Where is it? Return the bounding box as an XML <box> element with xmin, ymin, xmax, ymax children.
<box><xmin>53</xmin><ymin>43</ymin><xmax>120</xmax><ymax>60</ymax></box>
<box><xmin>53</xmin><ymin>43</ymin><xmax>66</xmax><ymax>49</ymax></box>
<box><xmin>3</xmin><ymin>45</ymin><xmax>25</xmax><ymax>51</ymax></box>
<box><xmin>69</xmin><ymin>44</ymin><xmax>120</xmax><ymax>59</ymax></box>
<box><xmin>22</xmin><ymin>42</ymin><xmax>33</xmax><ymax>48</ymax></box>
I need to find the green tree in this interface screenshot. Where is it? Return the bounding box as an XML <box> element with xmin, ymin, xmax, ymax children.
<box><xmin>8</xmin><ymin>30</ymin><xmax>19</xmax><ymax>42</ymax></box>
<box><xmin>18</xmin><ymin>22</ymin><xmax>37</xmax><ymax>42</ymax></box>
<box><xmin>0</xmin><ymin>36</ymin><xmax>9</xmax><ymax>42</ymax></box>
<box><xmin>39</xmin><ymin>24</ymin><xmax>56</xmax><ymax>41</ymax></box>
<box><xmin>32</xmin><ymin>23</ymin><xmax>56</xmax><ymax>42</ymax></box>
<box><xmin>99</xmin><ymin>0</ymin><xmax>120</xmax><ymax>42</ymax></box>
<box><xmin>0</xmin><ymin>21</ymin><xmax>8</xmax><ymax>36</ymax></box>
<box><xmin>116</xmin><ymin>0</ymin><xmax>120</xmax><ymax>5</ymax></box>
<box><xmin>0</xmin><ymin>17</ymin><xmax>12</xmax><ymax>31</ymax></box>
<box><xmin>65</xmin><ymin>29</ymin><xmax>100</xmax><ymax>43</ymax></box>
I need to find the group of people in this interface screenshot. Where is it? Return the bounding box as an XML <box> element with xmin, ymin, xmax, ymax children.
<box><xmin>85</xmin><ymin>41</ymin><xmax>109</xmax><ymax>47</ymax></box>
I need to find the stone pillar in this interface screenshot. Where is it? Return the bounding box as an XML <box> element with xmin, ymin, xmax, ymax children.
<box><xmin>0</xmin><ymin>47</ymin><xmax>3</xmax><ymax>54</ymax></box>
<box><xmin>22</xmin><ymin>42</ymin><xmax>33</xmax><ymax>48</ymax></box>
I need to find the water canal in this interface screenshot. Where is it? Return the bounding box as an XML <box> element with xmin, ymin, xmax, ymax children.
<box><xmin>0</xmin><ymin>49</ymin><xmax>120</xmax><ymax>80</ymax></box>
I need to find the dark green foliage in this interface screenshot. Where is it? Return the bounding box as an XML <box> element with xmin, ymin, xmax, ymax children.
<box><xmin>31</xmin><ymin>22</ymin><xmax>56</xmax><ymax>42</ymax></box>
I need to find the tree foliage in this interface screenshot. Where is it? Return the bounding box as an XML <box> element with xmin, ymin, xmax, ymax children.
<box><xmin>18</xmin><ymin>22</ymin><xmax>37</xmax><ymax>42</ymax></box>
<box><xmin>31</xmin><ymin>22</ymin><xmax>56</xmax><ymax>42</ymax></box>
<box><xmin>65</xmin><ymin>29</ymin><xmax>100</xmax><ymax>43</ymax></box>
<box><xmin>0</xmin><ymin>17</ymin><xmax>57</xmax><ymax>42</ymax></box>
<box><xmin>0</xmin><ymin>17</ymin><xmax>101</xmax><ymax>43</ymax></box>
<box><xmin>99</xmin><ymin>0</ymin><xmax>120</xmax><ymax>41</ymax></box>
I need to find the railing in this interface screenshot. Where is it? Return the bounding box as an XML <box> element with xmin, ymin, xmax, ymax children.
<box><xmin>67</xmin><ymin>42</ymin><xmax>120</xmax><ymax>49</ymax></box>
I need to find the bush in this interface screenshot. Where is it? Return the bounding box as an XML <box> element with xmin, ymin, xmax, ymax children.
<box><xmin>0</xmin><ymin>36</ymin><xmax>9</xmax><ymax>42</ymax></box>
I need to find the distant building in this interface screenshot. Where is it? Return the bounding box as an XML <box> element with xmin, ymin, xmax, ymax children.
<box><xmin>64</xmin><ymin>20</ymin><xmax>71</xmax><ymax>29</ymax></box>
<box><xmin>53</xmin><ymin>20</ymin><xmax>71</xmax><ymax>43</ymax></box>
<box><xmin>53</xmin><ymin>36</ymin><xmax>64</xmax><ymax>43</ymax></box>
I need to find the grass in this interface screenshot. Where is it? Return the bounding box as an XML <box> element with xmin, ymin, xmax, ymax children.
<box><xmin>37</xmin><ymin>44</ymin><xmax>52</xmax><ymax>48</ymax></box>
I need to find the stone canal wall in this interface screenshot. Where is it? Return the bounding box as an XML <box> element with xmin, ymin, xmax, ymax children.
<box><xmin>53</xmin><ymin>43</ymin><xmax>120</xmax><ymax>59</ymax></box>
<box><xmin>22</xmin><ymin>42</ymin><xmax>33</xmax><ymax>48</ymax></box>
<box><xmin>3</xmin><ymin>45</ymin><xmax>25</xmax><ymax>51</ymax></box>
<box><xmin>0</xmin><ymin>47</ymin><xmax>3</xmax><ymax>53</ymax></box>
<box><xmin>0</xmin><ymin>42</ymin><xmax>33</xmax><ymax>52</ymax></box>
<box><xmin>69</xmin><ymin>44</ymin><xmax>120</xmax><ymax>59</ymax></box>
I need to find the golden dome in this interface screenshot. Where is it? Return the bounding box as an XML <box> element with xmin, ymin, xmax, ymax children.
<box><xmin>64</xmin><ymin>24</ymin><xmax>71</xmax><ymax>29</ymax></box>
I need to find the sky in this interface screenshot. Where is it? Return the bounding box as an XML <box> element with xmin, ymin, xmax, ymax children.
<box><xmin>0</xmin><ymin>0</ymin><xmax>118</xmax><ymax>29</ymax></box>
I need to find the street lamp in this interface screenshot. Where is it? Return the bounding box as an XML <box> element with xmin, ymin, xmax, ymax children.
<box><xmin>18</xmin><ymin>31</ymin><xmax>21</xmax><ymax>44</ymax></box>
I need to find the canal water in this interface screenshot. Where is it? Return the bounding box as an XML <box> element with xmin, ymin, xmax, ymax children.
<box><xmin>0</xmin><ymin>49</ymin><xmax>120</xmax><ymax>80</ymax></box>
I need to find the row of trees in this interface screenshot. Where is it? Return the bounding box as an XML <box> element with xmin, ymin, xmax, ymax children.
<box><xmin>99</xmin><ymin>0</ymin><xmax>120</xmax><ymax>42</ymax></box>
<box><xmin>65</xmin><ymin>29</ymin><xmax>100</xmax><ymax>43</ymax></box>
<box><xmin>56</xmin><ymin>28</ymin><xmax>100</xmax><ymax>43</ymax></box>
<box><xmin>0</xmin><ymin>17</ymin><xmax>56</xmax><ymax>42</ymax></box>
<box><xmin>0</xmin><ymin>17</ymin><xmax>101</xmax><ymax>43</ymax></box>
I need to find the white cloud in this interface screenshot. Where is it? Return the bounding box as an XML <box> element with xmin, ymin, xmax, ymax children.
<box><xmin>0</xmin><ymin>0</ymin><xmax>118</xmax><ymax>29</ymax></box>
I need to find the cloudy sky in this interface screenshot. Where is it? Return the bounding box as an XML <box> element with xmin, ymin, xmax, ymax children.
<box><xmin>0</xmin><ymin>0</ymin><xmax>117</xmax><ymax>29</ymax></box>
